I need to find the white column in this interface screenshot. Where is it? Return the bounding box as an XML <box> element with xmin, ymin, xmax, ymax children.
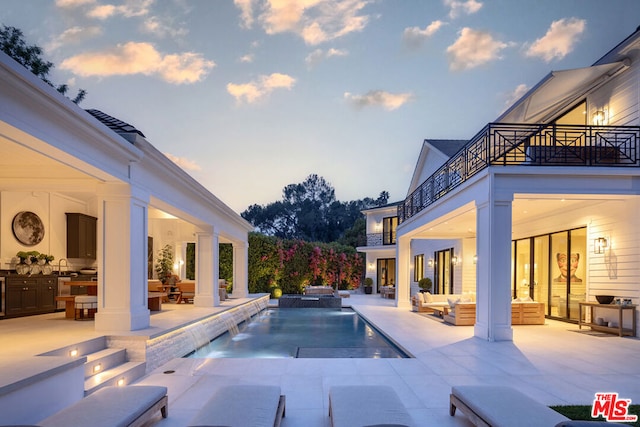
<box><xmin>395</xmin><ymin>235</ymin><xmax>412</xmax><ymax>308</ymax></box>
<box><xmin>474</xmin><ymin>195</ymin><xmax>514</xmax><ymax>341</ymax></box>
<box><xmin>194</xmin><ymin>231</ymin><xmax>217</xmax><ymax>307</ymax></box>
<box><xmin>95</xmin><ymin>184</ymin><xmax>150</xmax><ymax>331</ymax></box>
<box><xmin>232</xmin><ymin>241</ymin><xmax>249</xmax><ymax>298</ymax></box>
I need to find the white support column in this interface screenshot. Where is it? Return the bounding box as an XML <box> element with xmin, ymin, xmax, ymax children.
<box><xmin>474</xmin><ymin>194</ymin><xmax>514</xmax><ymax>341</ymax></box>
<box><xmin>194</xmin><ymin>231</ymin><xmax>217</xmax><ymax>307</ymax></box>
<box><xmin>95</xmin><ymin>184</ymin><xmax>150</xmax><ymax>331</ymax></box>
<box><xmin>232</xmin><ymin>241</ymin><xmax>249</xmax><ymax>298</ymax></box>
<box><xmin>395</xmin><ymin>235</ymin><xmax>412</xmax><ymax>308</ymax></box>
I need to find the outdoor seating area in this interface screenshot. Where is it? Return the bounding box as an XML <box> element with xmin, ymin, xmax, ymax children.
<box><xmin>303</xmin><ymin>285</ymin><xmax>334</xmax><ymax>295</ymax></box>
<box><xmin>380</xmin><ymin>285</ymin><xmax>396</xmax><ymax>299</ymax></box>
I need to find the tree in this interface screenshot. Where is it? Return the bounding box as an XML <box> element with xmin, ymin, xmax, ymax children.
<box><xmin>0</xmin><ymin>24</ymin><xmax>86</xmax><ymax>104</ymax></box>
<box><xmin>241</xmin><ymin>173</ymin><xmax>388</xmax><ymax>246</ymax></box>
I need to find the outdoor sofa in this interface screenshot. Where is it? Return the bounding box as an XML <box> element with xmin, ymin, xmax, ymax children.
<box><xmin>304</xmin><ymin>286</ymin><xmax>334</xmax><ymax>295</ymax></box>
<box><xmin>411</xmin><ymin>292</ymin><xmax>467</xmax><ymax>313</ymax></box>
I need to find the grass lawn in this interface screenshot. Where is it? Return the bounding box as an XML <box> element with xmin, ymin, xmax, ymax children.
<box><xmin>551</xmin><ymin>405</ymin><xmax>640</xmax><ymax>426</ymax></box>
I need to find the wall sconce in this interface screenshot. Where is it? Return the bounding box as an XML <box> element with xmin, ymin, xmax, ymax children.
<box><xmin>594</xmin><ymin>237</ymin><xmax>608</xmax><ymax>254</ymax></box>
<box><xmin>451</xmin><ymin>256</ymin><xmax>459</xmax><ymax>266</ymax></box>
<box><xmin>368</xmin><ymin>263</ymin><xmax>375</xmax><ymax>270</ymax></box>
<box><xmin>427</xmin><ymin>259</ymin><xmax>434</xmax><ymax>268</ymax></box>
<box><xmin>593</xmin><ymin>110</ymin><xmax>606</xmax><ymax>125</ymax></box>
<box><xmin>473</xmin><ymin>255</ymin><xmax>477</xmax><ymax>264</ymax></box>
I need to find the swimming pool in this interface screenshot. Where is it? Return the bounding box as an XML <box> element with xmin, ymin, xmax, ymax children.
<box><xmin>187</xmin><ymin>308</ymin><xmax>410</xmax><ymax>359</ymax></box>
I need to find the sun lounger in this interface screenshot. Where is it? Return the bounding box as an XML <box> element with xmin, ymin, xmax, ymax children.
<box><xmin>450</xmin><ymin>385</ymin><xmax>569</xmax><ymax>427</ymax></box>
<box><xmin>329</xmin><ymin>385</ymin><xmax>414</xmax><ymax>427</ymax></box>
<box><xmin>188</xmin><ymin>384</ymin><xmax>285</xmax><ymax>427</ymax></box>
<box><xmin>38</xmin><ymin>385</ymin><xmax>168</xmax><ymax>427</ymax></box>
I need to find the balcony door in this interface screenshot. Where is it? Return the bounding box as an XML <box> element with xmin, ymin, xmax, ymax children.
<box><xmin>382</xmin><ymin>216</ymin><xmax>398</xmax><ymax>245</ymax></box>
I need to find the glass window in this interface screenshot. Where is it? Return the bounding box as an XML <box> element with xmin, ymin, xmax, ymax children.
<box><xmin>414</xmin><ymin>254</ymin><xmax>424</xmax><ymax>282</ymax></box>
<box><xmin>377</xmin><ymin>258</ymin><xmax>396</xmax><ymax>289</ymax></box>
<box><xmin>434</xmin><ymin>248</ymin><xmax>453</xmax><ymax>295</ymax></box>
<box><xmin>383</xmin><ymin>216</ymin><xmax>398</xmax><ymax>245</ymax></box>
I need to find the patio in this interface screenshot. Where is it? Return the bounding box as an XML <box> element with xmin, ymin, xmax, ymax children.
<box><xmin>1</xmin><ymin>294</ymin><xmax>639</xmax><ymax>426</ymax></box>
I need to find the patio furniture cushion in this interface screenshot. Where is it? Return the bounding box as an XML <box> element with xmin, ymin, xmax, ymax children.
<box><xmin>38</xmin><ymin>385</ymin><xmax>168</xmax><ymax>427</ymax></box>
<box><xmin>450</xmin><ymin>385</ymin><xmax>569</xmax><ymax>427</ymax></box>
<box><xmin>329</xmin><ymin>385</ymin><xmax>413</xmax><ymax>427</ymax></box>
<box><xmin>188</xmin><ymin>384</ymin><xmax>285</xmax><ymax>427</ymax></box>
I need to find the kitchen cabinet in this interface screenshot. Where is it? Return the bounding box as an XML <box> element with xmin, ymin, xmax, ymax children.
<box><xmin>66</xmin><ymin>213</ymin><xmax>97</xmax><ymax>259</ymax></box>
<box><xmin>5</xmin><ymin>276</ymin><xmax>57</xmax><ymax>318</ymax></box>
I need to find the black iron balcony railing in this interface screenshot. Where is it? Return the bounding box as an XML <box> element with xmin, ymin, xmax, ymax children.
<box><xmin>365</xmin><ymin>231</ymin><xmax>397</xmax><ymax>246</ymax></box>
<box><xmin>398</xmin><ymin>123</ymin><xmax>640</xmax><ymax>223</ymax></box>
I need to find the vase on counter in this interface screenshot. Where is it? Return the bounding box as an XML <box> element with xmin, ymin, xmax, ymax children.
<box><xmin>41</xmin><ymin>261</ymin><xmax>53</xmax><ymax>275</ymax></box>
<box><xmin>16</xmin><ymin>259</ymin><xmax>30</xmax><ymax>275</ymax></box>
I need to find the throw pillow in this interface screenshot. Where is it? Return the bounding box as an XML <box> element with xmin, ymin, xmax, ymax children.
<box><xmin>424</xmin><ymin>292</ymin><xmax>433</xmax><ymax>303</ymax></box>
<box><xmin>447</xmin><ymin>297</ymin><xmax>460</xmax><ymax>309</ymax></box>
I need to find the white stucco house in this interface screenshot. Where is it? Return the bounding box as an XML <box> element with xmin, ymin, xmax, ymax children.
<box><xmin>393</xmin><ymin>26</ymin><xmax>640</xmax><ymax>341</ymax></box>
<box><xmin>0</xmin><ymin>50</ymin><xmax>253</xmax><ymax>332</ymax></box>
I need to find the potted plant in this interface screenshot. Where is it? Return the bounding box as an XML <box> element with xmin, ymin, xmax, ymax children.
<box><xmin>364</xmin><ymin>277</ymin><xmax>373</xmax><ymax>294</ymax></box>
<box><xmin>418</xmin><ymin>277</ymin><xmax>432</xmax><ymax>293</ymax></box>
<box><xmin>155</xmin><ymin>244</ymin><xmax>174</xmax><ymax>284</ymax></box>
<box><xmin>15</xmin><ymin>251</ymin><xmax>31</xmax><ymax>275</ymax></box>
<box><xmin>38</xmin><ymin>253</ymin><xmax>55</xmax><ymax>275</ymax></box>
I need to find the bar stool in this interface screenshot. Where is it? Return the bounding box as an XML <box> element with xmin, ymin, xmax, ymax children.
<box><xmin>75</xmin><ymin>295</ymin><xmax>97</xmax><ymax>320</ymax></box>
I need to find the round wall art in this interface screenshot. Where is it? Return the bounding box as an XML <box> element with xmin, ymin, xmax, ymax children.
<box><xmin>12</xmin><ymin>211</ymin><xmax>45</xmax><ymax>246</ymax></box>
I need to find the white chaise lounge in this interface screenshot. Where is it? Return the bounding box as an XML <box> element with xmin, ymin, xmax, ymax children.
<box><xmin>188</xmin><ymin>384</ymin><xmax>285</xmax><ymax>427</ymax></box>
<box><xmin>38</xmin><ymin>385</ymin><xmax>168</xmax><ymax>427</ymax></box>
<box><xmin>450</xmin><ymin>385</ymin><xmax>569</xmax><ymax>427</ymax></box>
<box><xmin>329</xmin><ymin>385</ymin><xmax>414</xmax><ymax>427</ymax></box>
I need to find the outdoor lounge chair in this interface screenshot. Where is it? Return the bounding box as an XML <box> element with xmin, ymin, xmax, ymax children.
<box><xmin>188</xmin><ymin>384</ymin><xmax>285</xmax><ymax>427</ymax></box>
<box><xmin>37</xmin><ymin>385</ymin><xmax>168</xmax><ymax>427</ymax></box>
<box><xmin>328</xmin><ymin>385</ymin><xmax>414</xmax><ymax>427</ymax></box>
<box><xmin>450</xmin><ymin>385</ymin><xmax>569</xmax><ymax>427</ymax></box>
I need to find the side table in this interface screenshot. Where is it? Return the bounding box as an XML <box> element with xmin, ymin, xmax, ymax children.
<box><xmin>578</xmin><ymin>302</ymin><xmax>636</xmax><ymax>337</ymax></box>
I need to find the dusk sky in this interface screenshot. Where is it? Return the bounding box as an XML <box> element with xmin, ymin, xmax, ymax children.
<box><xmin>2</xmin><ymin>0</ymin><xmax>639</xmax><ymax>213</ymax></box>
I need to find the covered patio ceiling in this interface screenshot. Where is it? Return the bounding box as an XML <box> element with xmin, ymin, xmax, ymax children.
<box><xmin>405</xmin><ymin>196</ymin><xmax>620</xmax><ymax>240</ymax></box>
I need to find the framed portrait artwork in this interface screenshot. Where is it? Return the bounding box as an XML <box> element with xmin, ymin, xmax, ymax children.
<box><xmin>12</xmin><ymin>211</ymin><xmax>45</xmax><ymax>246</ymax></box>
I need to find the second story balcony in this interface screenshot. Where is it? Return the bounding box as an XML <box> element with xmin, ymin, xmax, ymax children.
<box><xmin>365</xmin><ymin>231</ymin><xmax>396</xmax><ymax>247</ymax></box>
<box><xmin>399</xmin><ymin>123</ymin><xmax>640</xmax><ymax>223</ymax></box>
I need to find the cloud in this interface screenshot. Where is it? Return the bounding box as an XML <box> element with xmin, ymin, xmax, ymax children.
<box><xmin>235</xmin><ymin>0</ymin><xmax>371</xmax><ymax>46</ymax></box>
<box><xmin>55</xmin><ymin>0</ymin><xmax>95</xmax><ymax>7</ymax></box>
<box><xmin>305</xmin><ymin>47</ymin><xmax>348</xmax><ymax>67</ymax></box>
<box><xmin>60</xmin><ymin>42</ymin><xmax>215</xmax><ymax>84</ymax></box>
<box><xmin>344</xmin><ymin>90</ymin><xmax>413</xmax><ymax>111</ymax></box>
<box><xmin>164</xmin><ymin>153</ymin><xmax>202</xmax><ymax>171</ymax></box>
<box><xmin>234</xmin><ymin>0</ymin><xmax>256</xmax><ymax>28</ymax></box>
<box><xmin>227</xmin><ymin>73</ymin><xmax>296</xmax><ymax>104</ymax></box>
<box><xmin>403</xmin><ymin>20</ymin><xmax>444</xmax><ymax>48</ymax></box>
<box><xmin>239</xmin><ymin>53</ymin><xmax>255</xmax><ymax>63</ymax></box>
<box><xmin>447</xmin><ymin>27</ymin><xmax>509</xmax><ymax>71</ymax></box>
<box><xmin>87</xmin><ymin>0</ymin><xmax>154</xmax><ymax>20</ymax></box>
<box><xmin>445</xmin><ymin>0</ymin><xmax>482</xmax><ymax>19</ymax></box>
<box><xmin>525</xmin><ymin>18</ymin><xmax>586</xmax><ymax>62</ymax></box>
<box><xmin>504</xmin><ymin>83</ymin><xmax>529</xmax><ymax>108</ymax></box>
<box><xmin>46</xmin><ymin>26</ymin><xmax>102</xmax><ymax>51</ymax></box>
<box><xmin>141</xmin><ymin>16</ymin><xmax>188</xmax><ymax>38</ymax></box>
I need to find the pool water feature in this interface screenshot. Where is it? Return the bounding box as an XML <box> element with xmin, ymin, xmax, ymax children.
<box><xmin>187</xmin><ymin>308</ymin><xmax>410</xmax><ymax>359</ymax></box>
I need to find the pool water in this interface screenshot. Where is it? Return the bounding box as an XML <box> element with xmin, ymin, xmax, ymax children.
<box><xmin>187</xmin><ymin>308</ymin><xmax>409</xmax><ymax>359</ymax></box>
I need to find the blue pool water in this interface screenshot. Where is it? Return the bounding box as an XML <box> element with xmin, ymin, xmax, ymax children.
<box><xmin>187</xmin><ymin>308</ymin><xmax>409</xmax><ymax>359</ymax></box>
